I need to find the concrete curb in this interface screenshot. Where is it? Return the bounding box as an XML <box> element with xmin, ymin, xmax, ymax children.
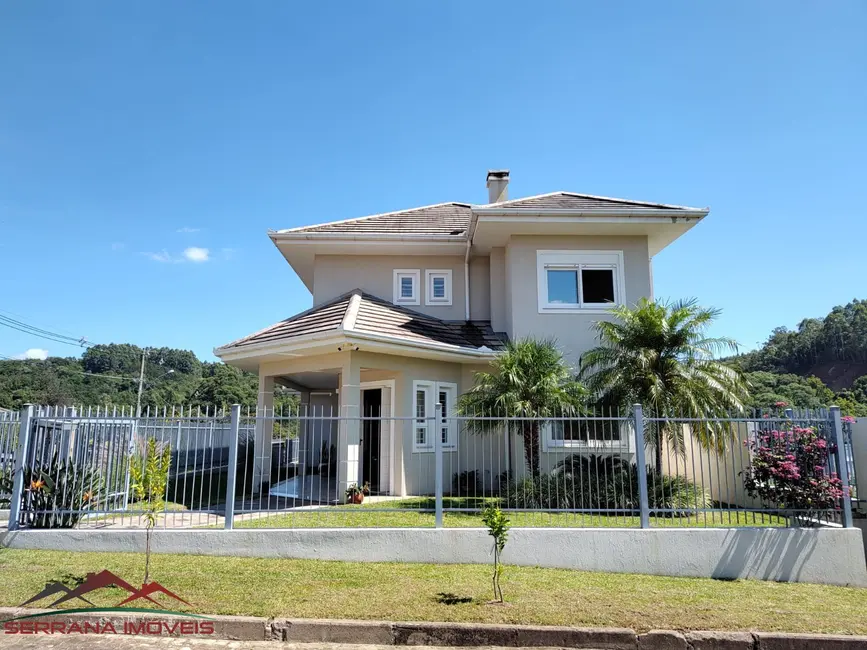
<box><xmin>2</xmin><ymin>609</ymin><xmax>867</xmax><ymax>648</ymax></box>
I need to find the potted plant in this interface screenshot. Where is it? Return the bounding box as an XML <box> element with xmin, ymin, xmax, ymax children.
<box><xmin>345</xmin><ymin>483</ymin><xmax>365</xmax><ymax>504</ymax></box>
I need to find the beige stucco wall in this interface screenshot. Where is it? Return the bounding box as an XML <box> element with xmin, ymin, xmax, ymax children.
<box><xmin>312</xmin><ymin>254</ymin><xmax>467</xmax><ymax>321</ymax></box>
<box><xmin>258</xmin><ymin>350</ymin><xmax>652</xmax><ymax>497</ymax></box>
<box><xmin>468</xmin><ymin>256</ymin><xmax>491</xmax><ymax>321</ymax></box>
<box><xmin>305</xmin><ymin>391</ymin><xmax>338</xmax><ymax>467</ymax></box>
<box><xmin>489</xmin><ymin>247</ymin><xmax>506</xmax><ymax>333</ymax></box>
<box><xmin>505</xmin><ymin>235</ymin><xmax>652</xmax><ymax>365</ymax></box>
<box><xmin>352</xmin><ymin>351</ymin><xmax>469</xmax><ymax>495</ymax></box>
<box><xmin>660</xmin><ymin>423</ymin><xmax>763</xmax><ymax>510</ymax></box>
<box><xmin>850</xmin><ymin>419</ymin><xmax>866</xmax><ymax>515</ymax></box>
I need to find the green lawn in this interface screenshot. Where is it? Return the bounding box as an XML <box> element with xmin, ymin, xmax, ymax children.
<box><xmin>234</xmin><ymin>497</ymin><xmax>789</xmax><ymax>529</ymax></box>
<box><xmin>1</xmin><ymin>549</ymin><xmax>865</xmax><ymax>634</ymax></box>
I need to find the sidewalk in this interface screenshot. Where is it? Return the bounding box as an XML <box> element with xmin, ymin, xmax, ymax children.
<box><xmin>0</xmin><ymin>640</ymin><xmax>408</xmax><ymax>650</ymax></box>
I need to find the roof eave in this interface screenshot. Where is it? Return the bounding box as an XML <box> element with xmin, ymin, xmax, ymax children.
<box><xmin>269</xmin><ymin>232</ymin><xmax>468</xmax><ymax>243</ymax></box>
<box><xmin>215</xmin><ymin>328</ymin><xmax>499</xmax><ymax>364</ymax></box>
<box><xmin>471</xmin><ymin>207</ymin><xmax>709</xmax><ymax>218</ymax></box>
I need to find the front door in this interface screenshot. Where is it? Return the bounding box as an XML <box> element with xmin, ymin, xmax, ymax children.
<box><xmin>362</xmin><ymin>388</ymin><xmax>382</xmax><ymax>493</ymax></box>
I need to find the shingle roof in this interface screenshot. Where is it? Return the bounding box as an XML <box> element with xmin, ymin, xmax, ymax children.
<box><xmin>476</xmin><ymin>191</ymin><xmax>696</xmax><ymax>211</ymax></box>
<box><xmin>221</xmin><ymin>293</ymin><xmax>351</xmax><ymax>349</ymax></box>
<box><xmin>277</xmin><ymin>202</ymin><xmax>472</xmax><ymax>237</ymax></box>
<box><xmin>218</xmin><ymin>290</ymin><xmax>507</xmax><ymax>353</ymax></box>
<box><xmin>274</xmin><ymin>192</ymin><xmax>702</xmax><ymax>238</ymax></box>
<box><xmin>353</xmin><ymin>293</ymin><xmax>506</xmax><ymax>350</ymax></box>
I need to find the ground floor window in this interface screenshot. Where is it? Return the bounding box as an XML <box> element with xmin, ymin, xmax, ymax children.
<box><xmin>545</xmin><ymin>418</ymin><xmax>623</xmax><ymax>449</ymax></box>
<box><xmin>412</xmin><ymin>380</ymin><xmax>457</xmax><ymax>452</ymax></box>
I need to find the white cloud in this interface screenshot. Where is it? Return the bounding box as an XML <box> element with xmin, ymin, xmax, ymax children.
<box><xmin>177</xmin><ymin>227</ymin><xmax>200</xmax><ymax>233</ymax></box>
<box><xmin>141</xmin><ymin>246</ymin><xmax>215</xmax><ymax>263</ymax></box>
<box><xmin>183</xmin><ymin>247</ymin><xmax>210</xmax><ymax>262</ymax></box>
<box><xmin>16</xmin><ymin>348</ymin><xmax>49</xmax><ymax>361</ymax></box>
<box><xmin>143</xmin><ymin>250</ymin><xmax>173</xmax><ymax>263</ymax></box>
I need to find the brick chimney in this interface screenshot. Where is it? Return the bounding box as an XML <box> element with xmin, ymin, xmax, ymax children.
<box><xmin>486</xmin><ymin>170</ymin><xmax>510</xmax><ymax>204</ymax></box>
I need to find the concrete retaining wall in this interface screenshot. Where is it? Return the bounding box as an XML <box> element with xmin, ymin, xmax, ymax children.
<box><xmin>2</xmin><ymin>527</ymin><xmax>865</xmax><ymax>587</ymax></box>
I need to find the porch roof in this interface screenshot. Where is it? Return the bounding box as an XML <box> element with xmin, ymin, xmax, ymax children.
<box><xmin>215</xmin><ymin>289</ymin><xmax>507</xmax><ymax>360</ymax></box>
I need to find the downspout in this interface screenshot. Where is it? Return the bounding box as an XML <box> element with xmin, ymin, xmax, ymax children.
<box><xmin>464</xmin><ymin>240</ymin><xmax>471</xmax><ymax>321</ymax></box>
<box><xmin>465</xmin><ymin>207</ymin><xmax>481</xmax><ymax>322</ymax></box>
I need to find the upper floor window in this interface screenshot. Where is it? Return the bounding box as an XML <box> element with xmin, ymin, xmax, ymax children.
<box><xmin>425</xmin><ymin>270</ymin><xmax>453</xmax><ymax>306</ymax></box>
<box><xmin>537</xmin><ymin>250</ymin><xmax>625</xmax><ymax>313</ymax></box>
<box><xmin>393</xmin><ymin>269</ymin><xmax>420</xmax><ymax>305</ymax></box>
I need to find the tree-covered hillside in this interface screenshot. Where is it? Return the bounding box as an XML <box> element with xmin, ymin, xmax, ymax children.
<box><xmin>0</xmin><ymin>343</ymin><xmax>293</xmax><ymax>411</ymax></box>
<box><xmin>732</xmin><ymin>299</ymin><xmax>867</xmax><ymax>415</ymax></box>
<box><xmin>735</xmin><ymin>300</ymin><xmax>867</xmax><ymax>388</ymax></box>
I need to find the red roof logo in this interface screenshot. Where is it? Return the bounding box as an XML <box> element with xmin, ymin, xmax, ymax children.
<box><xmin>20</xmin><ymin>570</ymin><xmax>192</xmax><ymax>609</ymax></box>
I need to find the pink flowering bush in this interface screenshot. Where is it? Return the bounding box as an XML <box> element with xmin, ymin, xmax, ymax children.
<box><xmin>742</xmin><ymin>424</ymin><xmax>846</xmax><ymax>516</ymax></box>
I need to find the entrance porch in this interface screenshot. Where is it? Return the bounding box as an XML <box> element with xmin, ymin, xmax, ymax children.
<box><xmin>253</xmin><ymin>352</ymin><xmax>404</xmax><ymax>502</ymax></box>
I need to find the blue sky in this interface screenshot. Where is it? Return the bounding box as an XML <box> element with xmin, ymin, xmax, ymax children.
<box><xmin>1</xmin><ymin>1</ymin><xmax>865</xmax><ymax>362</ymax></box>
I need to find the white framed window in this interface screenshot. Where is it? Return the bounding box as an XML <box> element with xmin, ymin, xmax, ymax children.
<box><xmin>393</xmin><ymin>269</ymin><xmax>420</xmax><ymax>305</ymax></box>
<box><xmin>425</xmin><ymin>269</ymin><xmax>453</xmax><ymax>306</ymax></box>
<box><xmin>542</xmin><ymin>418</ymin><xmax>632</xmax><ymax>452</ymax></box>
<box><xmin>536</xmin><ymin>250</ymin><xmax>625</xmax><ymax>313</ymax></box>
<box><xmin>412</xmin><ymin>380</ymin><xmax>457</xmax><ymax>452</ymax></box>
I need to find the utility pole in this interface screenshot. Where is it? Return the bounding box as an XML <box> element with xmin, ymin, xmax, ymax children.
<box><xmin>135</xmin><ymin>348</ymin><xmax>147</xmax><ymax>418</ymax></box>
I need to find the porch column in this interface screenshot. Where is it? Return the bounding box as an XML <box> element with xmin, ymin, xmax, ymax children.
<box><xmin>337</xmin><ymin>353</ymin><xmax>361</xmax><ymax>500</ymax></box>
<box><xmin>298</xmin><ymin>390</ymin><xmax>310</xmax><ymax>469</ymax></box>
<box><xmin>253</xmin><ymin>374</ymin><xmax>275</xmax><ymax>488</ymax></box>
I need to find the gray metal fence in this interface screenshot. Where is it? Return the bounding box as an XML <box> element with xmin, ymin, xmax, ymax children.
<box><xmin>1</xmin><ymin>403</ymin><xmax>856</xmax><ymax>531</ymax></box>
<box><xmin>0</xmin><ymin>409</ymin><xmax>20</xmax><ymax>502</ymax></box>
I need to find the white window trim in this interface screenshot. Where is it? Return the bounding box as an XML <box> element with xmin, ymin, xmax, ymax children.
<box><xmin>536</xmin><ymin>250</ymin><xmax>625</xmax><ymax>314</ymax></box>
<box><xmin>542</xmin><ymin>420</ymin><xmax>635</xmax><ymax>452</ymax></box>
<box><xmin>424</xmin><ymin>269</ymin><xmax>453</xmax><ymax>306</ymax></box>
<box><xmin>412</xmin><ymin>380</ymin><xmax>457</xmax><ymax>452</ymax></box>
<box><xmin>393</xmin><ymin>269</ymin><xmax>420</xmax><ymax>306</ymax></box>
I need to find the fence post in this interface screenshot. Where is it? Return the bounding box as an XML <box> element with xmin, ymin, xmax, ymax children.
<box><xmin>224</xmin><ymin>404</ymin><xmax>241</xmax><ymax>531</ymax></box>
<box><xmin>632</xmin><ymin>404</ymin><xmax>650</xmax><ymax>529</ymax></box>
<box><xmin>8</xmin><ymin>404</ymin><xmax>34</xmax><ymax>532</ymax></box>
<box><xmin>830</xmin><ymin>406</ymin><xmax>853</xmax><ymax>528</ymax></box>
<box><xmin>434</xmin><ymin>402</ymin><xmax>443</xmax><ymax>528</ymax></box>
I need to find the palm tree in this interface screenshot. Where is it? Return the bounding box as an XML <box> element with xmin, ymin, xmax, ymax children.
<box><xmin>579</xmin><ymin>298</ymin><xmax>749</xmax><ymax>473</ymax></box>
<box><xmin>456</xmin><ymin>338</ymin><xmax>587</xmax><ymax>475</ymax></box>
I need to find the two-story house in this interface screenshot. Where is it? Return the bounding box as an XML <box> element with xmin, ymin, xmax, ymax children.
<box><xmin>215</xmin><ymin>171</ymin><xmax>707</xmax><ymax>501</ymax></box>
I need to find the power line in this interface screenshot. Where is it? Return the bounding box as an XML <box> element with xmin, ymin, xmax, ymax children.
<box><xmin>0</xmin><ymin>313</ymin><xmax>93</xmax><ymax>348</ymax></box>
<box><xmin>57</xmin><ymin>367</ymin><xmax>134</xmax><ymax>382</ymax></box>
<box><xmin>0</xmin><ymin>313</ymin><xmax>86</xmax><ymax>344</ymax></box>
<box><xmin>0</xmin><ymin>307</ymin><xmax>83</xmax><ymax>340</ymax></box>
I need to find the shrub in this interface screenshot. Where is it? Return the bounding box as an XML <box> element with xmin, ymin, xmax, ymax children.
<box><xmin>642</xmin><ymin>469</ymin><xmax>712</xmax><ymax>513</ymax></box>
<box><xmin>452</xmin><ymin>470</ymin><xmax>482</xmax><ymax>496</ymax></box>
<box><xmin>503</xmin><ymin>474</ymin><xmax>577</xmax><ymax>509</ymax></box>
<box><xmin>1</xmin><ymin>454</ymin><xmax>102</xmax><ymax>528</ymax></box>
<box><xmin>130</xmin><ymin>437</ymin><xmax>172</xmax><ymax>584</ymax></box>
<box><xmin>481</xmin><ymin>505</ymin><xmax>509</xmax><ymax>603</ymax></box>
<box><xmin>742</xmin><ymin>424</ymin><xmax>845</xmax><ymax>518</ymax></box>
<box><xmin>503</xmin><ymin>462</ymin><xmax>710</xmax><ymax>516</ymax></box>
